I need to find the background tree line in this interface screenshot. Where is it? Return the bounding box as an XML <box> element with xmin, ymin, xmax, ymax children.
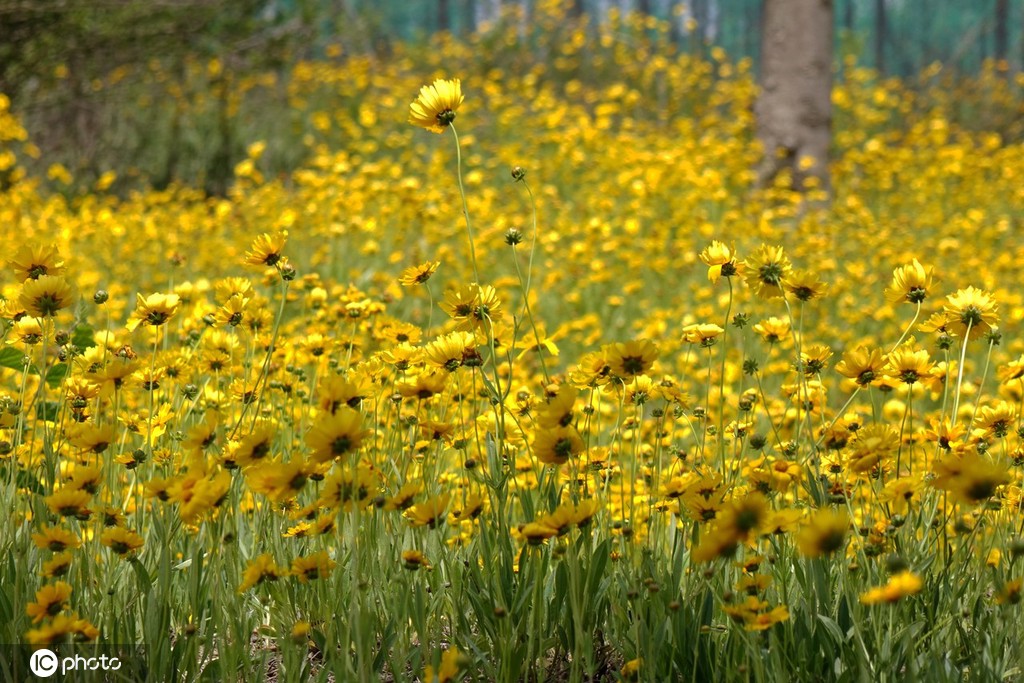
<box><xmin>0</xmin><ymin>0</ymin><xmax>1020</xmax><ymax>195</ymax></box>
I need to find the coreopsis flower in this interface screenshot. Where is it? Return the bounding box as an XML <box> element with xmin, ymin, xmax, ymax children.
<box><xmin>845</xmin><ymin>424</ymin><xmax>899</xmax><ymax>474</ymax></box>
<box><xmin>932</xmin><ymin>452</ymin><xmax>1010</xmax><ymax>505</ymax></box>
<box><xmin>620</xmin><ymin>658</ymin><xmax>643</xmax><ymax>680</ymax></box>
<box><xmin>25</xmin><ymin>613</ymin><xmax>98</xmax><ymax>646</ymax></box>
<box><xmin>885</xmin><ymin>259</ymin><xmax>936</xmax><ymax>304</ymax></box>
<box><xmin>441</xmin><ymin>283</ymin><xmax>502</xmax><ymax>330</ymax></box>
<box><xmin>943</xmin><ymin>286</ymin><xmax>999</xmax><ymax>340</ymax></box>
<box><xmin>835</xmin><ymin>346</ymin><xmax>886</xmax><ymax>387</ymax></box>
<box><xmin>306</xmin><ymin>407</ymin><xmax>370</xmax><ymax>464</ymax></box>
<box><xmin>405</xmin><ymin>493</ymin><xmax>451</xmax><ymax>529</ymax></box>
<box><xmin>100</xmin><ymin>527</ymin><xmax>144</xmax><ymax>556</ymax></box>
<box><xmin>518</xmin><ymin>521</ymin><xmax>559</xmax><ymax>545</ymax></box>
<box><xmin>19</xmin><ymin>274</ymin><xmax>74</xmax><ymax>317</ymax></box>
<box><xmin>10</xmin><ymin>316</ymin><xmax>43</xmax><ymax>344</ymax></box>
<box><xmin>126</xmin><ymin>292</ymin><xmax>180</xmax><ymax>331</ymax></box>
<box><xmin>423</xmin><ymin>646</ymin><xmax>467</xmax><ymax>683</ymax></box>
<box><xmin>681</xmin><ymin>323</ymin><xmax>724</xmax><ymax>346</ymax></box>
<box><xmin>860</xmin><ymin>571</ymin><xmax>923</xmax><ymax>604</ymax></box>
<box><xmin>317</xmin><ymin>465</ymin><xmax>377</xmax><ymax>512</ymax></box>
<box><xmin>424</xmin><ymin>331</ymin><xmax>478</xmax><ymax>371</ymax></box>
<box><xmin>40</xmin><ymin>552</ymin><xmax>73</xmax><ymax>579</ymax></box>
<box><xmin>743</xmin><ymin>245</ymin><xmax>792</xmax><ymax>299</ymax></box>
<box><xmin>753</xmin><ymin>316</ymin><xmax>790</xmax><ymax>344</ymax></box>
<box><xmin>799</xmin><ymin>343</ymin><xmax>833</xmax><ymax>375</ymax></box>
<box><xmin>603</xmin><ymin>339</ymin><xmax>658</xmax><ymax>378</ymax></box>
<box><xmin>785</xmin><ymin>269</ymin><xmax>829</xmax><ymax>302</ymax></box>
<box><xmin>244</xmin><ymin>232</ymin><xmax>287</xmax><ymax>268</ymax></box>
<box><xmin>10</xmin><ymin>244</ymin><xmax>65</xmax><ymax>281</ymax></box>
<box><xmin>44</xmin><ymin>489</ymin><xmax>92</xmax><ymax>518</ymax></box>
<box><xmin>976</xmin><ymin>401</ymin><xmax>1016</xmax><ymax>438</ymax></box>
<box><xmin>238</xmin><ymin>554</ymin><xmax>286</xmax><ymax>592</ymax></box>
<box><xmin>533</xmin><ymin>425</ymin><xmax>585</xmax><ymax>465</ymax></box>
<box><xmin>797</xmin><ymin>509</ymin><xmax>849</xmax><ymax>558</ymax></box>
<box><xmin>402</xmin><ymin>550</ymin><xmax>431</xmax><ymax>571</ymax></box>
<box><xmin>699</xmin><ymin>241</ymin><xmax>739</xmax><ymax>283</ymax></box>
<box><xmin>291</xmin><ymin>551</ymin><xmax>336</xmax><ymax>583</ymax></box>
<box><xmin>31</xmin><ymin>526</ymin><xmax>81</xmax><ymax>552</ymax></box>
<box><xmin>398</xmin><ymin>261</ymin><xmax>440</xmax><ymax>286</ymax></box>
<box><xmin>26</xmin><ymin>582</ymin><xmax>72</xmax><ymax>623</ymax></box>
<box><xmin>885</xmin><ymin>346</ymin><xmax>933</xmax><ymax>385</ymax></box>
<box><xmin>409</xmin><ymin>78</ymin><xmax>464</xmax><ymax>133</ymax></box>
<box><xmin>996</xmin><ymin>579</ymin><xmax>1022</xmax><ymax>605</ymax></box>
<box><xmin>246</xmin><ymin>458</ymin><xmax>312</xmax><ymax>502</ymax></box>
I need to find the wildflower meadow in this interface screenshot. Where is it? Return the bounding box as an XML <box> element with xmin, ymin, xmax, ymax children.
<box><xmin>2</xmin><ymin>4</ymin><xmax>1024</xmax><ymax>682</ymax></box>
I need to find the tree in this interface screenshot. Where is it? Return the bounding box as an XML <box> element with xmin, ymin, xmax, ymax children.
<box><xmin>754</xmin><ymin>0</ymin><xmax>833</xmax><ymax>194</ymax></box>
<box><xmin>875</xmin><ymin>0</ymin><xmax>887</xmax><ymax>73</ymax></box>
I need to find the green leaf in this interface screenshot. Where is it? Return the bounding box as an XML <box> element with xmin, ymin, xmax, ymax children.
<box><xmin>35</xmin><ymin>400</ymin><xmax>60</xmax><ymax>422</ymax></box>
<box><xmin>14</xmin><ymin>469</ymin><xmax>44</xmax><ymax>495</ymax></box>
<box><xmin>0</xmin><ymin>347</ymin><xmax>27</xmax><ymax>372</ymax></box>
<box><xmin>130</xmin><ymin>557</ymin><xmax>152</xmax><ymax>595</ymax></box>
<box><xmin>71</xmin><ymin>324</ymin><xmax>96</xmax><ymax>349</ymax></box>
<box><xmin>45</xmin><ymin>363</ymin><xmax>68</xmax><ymax>388</ymax></box>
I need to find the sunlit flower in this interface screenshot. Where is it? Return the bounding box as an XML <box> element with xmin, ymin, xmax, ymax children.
<box><xmin>10</xmin><ymin>244</ymin><xmax>65</xmax><ymax>281</ymax></box>
<box><xmin>699</xmin><ymin>241</ymin><xmax>739</xmax><ymax>283</ymax></box>
<box><xmin>19</xmin><ymin>275</ymin><xmax>74</xmax><ymax>317</ymax></box>
<box><xmin>126</xmin><ymin>292</ymin><xmax>180</xmax><ymax>331</ymax></box>
<box><xmin>399</xmin><ymin>261</ymin><xmax>441</xmax><ymax>286</ymax></box>
<box><xmin>797</xmin><ymin>509</ymin><xmax>849</xmax><ymax>558</ymax></box>
<box><xmin>244</xmin><ymin>232</ymin><xmax>287</xmax><ymax>268</ymax></box>
<box><xmin>26</xmin><ymin>581</ymin><xmax>72</xmax><ymax>623</ymax></box>
<box><xmin>409</xmin><ymin>78</ymin><xmax>464</xmax><ymax>133</ymax></box>
<box><xmin>860</xmin><ymin>571</ymin><xmax>923</xmax><ymax>604</ymax></box>
<box><xmin>885</xmin><ymin>259</ymin><xmax>936</xmax><ymax>304</ymax></box>
<box><xmin>743</xmin><ymin>245</ymin><xmax>792</xmax><ymax>299</ymax></box>
<box><xmin>943</xmin><ymin>286</ymin><xmax>999</xmax><ymax>340</ymax></box>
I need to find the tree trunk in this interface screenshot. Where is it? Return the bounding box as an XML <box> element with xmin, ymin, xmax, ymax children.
<box><xmin>570</xmin><ymin>0</ymin><xmax>585</xmax><ymax>18</ymax></box>
<box><xmin>874</xmin><ymin>0</ymin><xmax>886</xmax><ymax>73</ymax></box>
<box><xmin>994</xmin><ymin>0</ymin><xmax>1009</xmax><ymax>64</ymax></box>
<box><xmin>755</xmin><ymin>0</ymin><xmax>833</xmax><ymax>195</ymax></box>
<box><xmin>438</xmin><ymin>0</ymin><xmax>450</xmax><ymax>32</ymax></box>
<box><xmin>843</xmin><ymin>0</ymin><xmax>853</xmax><ymax>32</ymax></box>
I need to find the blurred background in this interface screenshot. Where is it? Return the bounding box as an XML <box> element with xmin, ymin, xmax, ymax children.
<box><xmin>1</xmin><ymin>0</ymin><xmax>1021</xmax><ymax>195</ymax></box>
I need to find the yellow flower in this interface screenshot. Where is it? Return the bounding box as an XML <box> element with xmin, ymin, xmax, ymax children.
<box><xmin>797</xmin><ymin>509</ymin><xmax>849</xmax><ymax>558</ymax></box>
<box><xmin>409</xmin><ymin>78</ymin><xmax>464</xmax><ymax>133</ymax></box>
<box><xmin>26</xmin><ymin>581</ymin><xmax>73</xmax><ymax>623</ymax></box>
<box><xmin>699</xmin><ymin>241</ymin><xmax>739</xmax><ymax>283</ymax></box>
<box><xmin>885</xmin><ymin>259</ymin><xmax>936</xmax><ymax>304</ymax></box>
<box><xmin>603</xmin><ymin>339</ymin><xmax>658</xmax><ymax>378</ymax></box>
<box><xmin>291</xmin><ymin>551</ymin><xmax>336</xmax><ymax>583</ymax></box>
<box><xmin>835</xmin><ymin>346</ymin><xmax>886</xmax><ymax>386</ymax></box>
<box><xmin>402</xmin><ymin>550</ymin><xmax>431</xmax><ymax>570</ymax></box>
<box><xmin>306</xmin><ymin>407</ymin><xmax>370</xmax><ymax>464</ymax></box>
<box><xmin>860</xmin><ymin>571</ymin><xmax>923</xmax><ymax>605</ymax></box>
<box><xmin>10</xmin><ymin>243</ymin><xmax>65</xmax><ymax>281</ymax></box>
<box><xmin>743</xmin><ymin>244</ymin><xmax>792</xmax><ymax>299</ymax></box>
<box><xmin>238</xmin><ymin>554</ymin><xmax>286</xmax><ymax>592</ymax></box>
<box><xmin>942</xmin><ymin>286</ymin><xmax>999</xmax><ymax>340</ymax></box>
<box><xmin>126</xmin><ymin>292</ymin><xmax>180</xmax><ymax>331</ymax></box>
<box><xmin>100</xmin><ymin>527</ymin><xmax>144</xmax><ymax>556</ymax></box>
<box><xmin>399</xmin><ymin>261</ymin><xmax>440</xmax><ymax>285</ymax></box>
<box><xmin>681</xmin><ymin>323</ymin><xmax>724</xmax><ymax>346</ymax></box>
<box><xmin>19</xmin><ymin>274</ymin><xmax>74</xmax><ymax>317</ymax></box>
<box><xmin>244</xmin><ymin>232</ymin><xmax>287</xmax><ymax>268</ymax></box>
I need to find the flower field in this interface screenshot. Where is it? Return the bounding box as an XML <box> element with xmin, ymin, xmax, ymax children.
<box><xmin>3</xmin><ymin>6</ymin><xmax>1024</xmax><ymax>682</ymax></box>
